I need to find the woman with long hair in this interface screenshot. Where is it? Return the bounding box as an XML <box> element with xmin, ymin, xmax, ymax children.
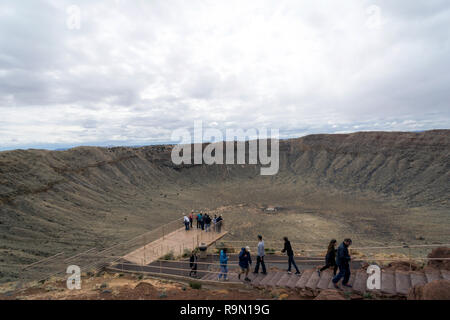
<box><xmin>317</xmin><ymin>239</ymin><xmax>338</xmax><ymax>276</ymax></box>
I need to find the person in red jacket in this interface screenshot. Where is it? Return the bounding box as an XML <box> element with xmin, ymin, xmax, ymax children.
<box><xmin>188</xmin><ymin>211</ymin><xmax>193</xmax><ymax>229</ymax></box>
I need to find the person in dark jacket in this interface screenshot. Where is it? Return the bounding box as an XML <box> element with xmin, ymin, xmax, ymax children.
<box><xmin>215</xmin><ymin>215</ymin><xmax>223</xmax><ymax>233</ymax></box>
<box><xmin>204</xmin><ymin>214</ymin><xmax>212</xmax><ymax>232</ymax></box>
<box><xmin>189</xmin><ymin>250</ymin><xmax>198</xmax><ymax>277</ymax></box>
<box><xmin>332</xmin><ymin>238</ymin><xmax>352</xmax><ymax>288</ymax></box>
<box><xmin>318</xmin><ymin>239</ymin><xmax>338</xmax><ymax>276</ymax></box>
<box><xmin>238</xmin><ymin>246</ymin><xmax>252</xmax><ymax>282</ymax></box>
<box><xmin>281</xmin><ymin>237</ymin><xmax>300</xmax><ymax>275</ymax></box>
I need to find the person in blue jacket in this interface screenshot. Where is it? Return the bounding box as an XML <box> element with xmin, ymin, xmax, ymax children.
<box><xmin>238</xmin><ymin>246</ymin><xmax>252</xmax><ymax>282</ymax></box>
<box><xmin>218</xmin><ymin>248</ymin><xmax>229</xmax><ymax>281</ymax></box>
<box><xmin>332</xmin><ymin>238</ymin><xmax>353</xmax><ymax>289</ymax></box>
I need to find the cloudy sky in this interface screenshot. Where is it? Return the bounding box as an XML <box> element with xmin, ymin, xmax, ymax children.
<box><xmin>0</xmin><ymin>0</ymin><xmax>449</xmax><ymax>150</ymax></box>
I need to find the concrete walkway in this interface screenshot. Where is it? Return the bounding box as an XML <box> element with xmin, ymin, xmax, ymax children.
<box><xmin>123</xmin><ymin>227</ymin><xmax>227</xmax><ymax>265</ymax></box>
<box><xmin>200</xmin><ymin>266</ymin><xmax>450</xmax><ymax>297</ymax></box>
<box><xmin>113</xmin><ymin>252</ymin><xmax>449</xmax><ymax>297</ymax></box>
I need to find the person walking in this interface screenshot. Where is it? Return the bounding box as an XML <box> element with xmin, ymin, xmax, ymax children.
<box><xmin>253</xmin><ymin>235</ymin><xmax>267</xmax><ymax>274</ymax></box>
<box><xmin>199</xmin><ymin>213</ymin><xmax>204</xmax><ymax>230</ymax></box>
<box><xmin>215</xmin><ymin>215</ymin><xmax>223</xmax><ymax>233</ymax></box>
<box><xmin>238</xmin><ymin>246</ymin><xmax>252</xmax><ymax>282</ymax></box>
<box><xmin>189</xmin><ymin>250</ymin><xmax>198</xmax><ymax>277</ymax></box>
<box><xmin>204</xmin><ymin>214</ymin><xmax>211</xmax><ymax>232</ymax></box>
<box><xmin>195</xmin><ymin>212</ymin><xmax>200</xmax><ymax>229</ymax></box>
<box><xmin>281</xmin><ymin>237</ymin><xmax>300</xmax><ymax>275</ymax></box>
<box><xmin>213</xmin><ymin>215</ymin><xmax>217</xmax><ymax>232</ymax></box>
<box><xmin>317</xmin><ymin>239</ymin><xmax>338</xmax><ymax>277</ymax></box>
<box><xmin>218</xmin><ymin>248</ymin><xmax>229</xmax><ymax>281</ymax></box>
<box><xmin>189</xmin><ymin>211</ymin><xmax>193</xmax><ymax>229</ymax></box>
<box><xmin>183</xmin><ymin>214</ymin><xmax>190</xmax><ymax>231</ymax></box>
<box><xmin>332</xmin><ymin>238</ymin><xmax>353</xmax><ymax>289</ymax></box>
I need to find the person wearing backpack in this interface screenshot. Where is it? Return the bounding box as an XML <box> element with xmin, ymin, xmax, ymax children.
<box><xmin>238</xmin><ymin>246</ymin><xmax>252</xmax><ymax>282</ymax></box>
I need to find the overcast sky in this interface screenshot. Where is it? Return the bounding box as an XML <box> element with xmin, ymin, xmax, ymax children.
<box><xmin>0</xmin><ymin>0</ymin><xmax>449</xmax><ymax>150</ymax></box>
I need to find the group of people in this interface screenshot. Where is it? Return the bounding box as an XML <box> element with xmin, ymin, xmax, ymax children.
<box><xmin>183</xmin><ymin>211</ymin><xmax>223</xmax><ymax>233</ymax></box>
<box><xmin>208</xmin><ymin>235</ymin><xmax>301</xmax><ymax>282</ymax></box>
<box><xmin>236</xmin><ymin>235</ymin><xmax>301</xmax><ymax>282</ymax></box>
<box><xmin>318</xmin><ymin>238</ymin><xmax>353</xmax><ymax>289</ymax></box>
<box><xmin>189</xmin><ymin>234</ymin><xmax>353</xmax><ymax>289</ymax></box>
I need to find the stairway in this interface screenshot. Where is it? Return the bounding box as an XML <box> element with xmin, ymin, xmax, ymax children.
<box><xmin>200</xmin><ymin>267</ymin><xmax>448</xmax><ymax>297</ymax></box>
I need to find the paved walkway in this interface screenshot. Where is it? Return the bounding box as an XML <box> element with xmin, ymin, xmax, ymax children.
<box><xmin>123</xmin><ymin>227</ymin><xmax>227</xmax><ymax>265</ymax></box>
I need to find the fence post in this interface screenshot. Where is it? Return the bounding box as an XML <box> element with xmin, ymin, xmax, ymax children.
<box><xmin>408</xmin><ymin>246</ymin><xmax>412</xmax><ymax>271</ymax></box>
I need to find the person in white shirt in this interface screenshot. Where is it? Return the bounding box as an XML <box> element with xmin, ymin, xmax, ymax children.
<box><xmin>183</xmin><ymin>214</ymin><xmax>190</xmax><ymax>231</ymax></box>
<box><xmin>253</xmin><ymin>235</ymin><xmax>267</xmax><ymax>274</ymax></box>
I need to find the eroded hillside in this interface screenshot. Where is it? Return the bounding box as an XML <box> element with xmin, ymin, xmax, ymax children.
<box><xmin>0</xmin><ymin>130</ymin><xmax>449</xmax><ymax>282</ymax></box>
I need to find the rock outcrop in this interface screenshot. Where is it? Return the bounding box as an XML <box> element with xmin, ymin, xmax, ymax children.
<box><xmin>427</xmin><ymin>247</ymin><xmax>450</xmax><ymax>270</ymax></box>
<box><xmin>408</xmin><ymin>280</ymin><xmax>450</xmax><ymax>300</ymax></box>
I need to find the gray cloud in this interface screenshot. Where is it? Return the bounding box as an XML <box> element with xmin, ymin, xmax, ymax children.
<box><xmin>0</xmin><ymin>0</ymin><xmax>449</xmax><ymax>150</ymax></box>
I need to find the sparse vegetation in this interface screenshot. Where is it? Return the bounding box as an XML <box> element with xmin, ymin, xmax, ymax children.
<box><xmin>363</xmin><ymin>292</ymin><xmax>373</xmax><ymax>299</ymax></box>
<box><xmin>161</xmin><ymin>251</ymin><xmax>175</xmax><ymax>261</ymax></box>
<box><xmin>189</xmin><ymin>281</ymin><xmax>202</xmax><ymax>290</ymax></box>
<box><xmin>182</xmin><ymin>249</ymin><xmax>191</xmax><ymax>258</ymax></box>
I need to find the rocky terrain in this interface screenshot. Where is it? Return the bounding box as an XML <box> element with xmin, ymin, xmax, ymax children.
<box><xmin>0</xmin><ymin>130</ymin><xmax>449</xmax><ymax>283</ymax></box>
